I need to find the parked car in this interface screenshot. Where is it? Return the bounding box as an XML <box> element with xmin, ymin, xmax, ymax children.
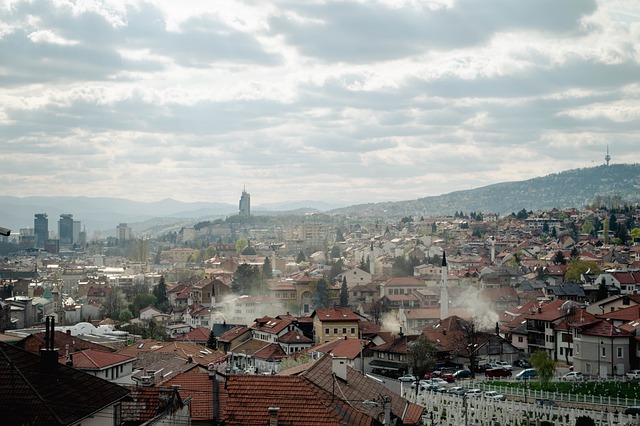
<box><xmin>561</xmin><ymin>371</ymin><xmax>584</xmax><ymax>382</ymax></box>
<box><xmin>485</xmin><ymin>368</ymin><xmax>512</xmax><ymax>378</ymax></box>
<box><xmin>536</xmin><ymin>399</ymin><xmax>555</xmax><ymax>407</ymax></box>
<box><xmin>423</xmin><ymin>372</ymin><xmax>438</xmax><ymax>380</ymax></box>
<box><xmin>398</xmin><ymin>374</ymin><xmax>418</xmax><ymax>382</ymax></box>
<box><xmin>441</xmin><ymin>373</ymin><xmax>456</xmax><ymax>383</ymax></box>
<box><xmin>514</xmin><ymin>359</ymin><xmax>531</xmax><ymax>368</ymax></box>
<box><xmin>410</xmin><ymin>380</ymin><xmax>430</xmax><ymax>390</ymax></box>
<box><xmin>484</xmin><ymin>390</ymin><xmax>506</xmax><ymax>401</ymax></box>
<box><xmin>453</xmin><ymin>369</ymin><xmax>473</xmax><ymax>379</ymax></box>
<box><xmin>428</xmin><ymin>378</ymin><xmax>448</xmax><ymax>386</ymax></box>
<box><xmin>624</xmin><ymin>406</ymin><xmax>640</xmax><ymax>416</ymax></box>
<box><xmin>492</xmin><ymin>361</ymin><xmax>513</xmax><ymax>371</ymax></box>
<box><xmin>515</xmin><ymin>368</ymin><xmax>537</xmax><ymax>380</ymax></box>
<box><xmin>626</xmin><ymin>370</ymin><xmax>640</xmax><ymax>380</ymax></box>
<box><xmin>465</xmin><ymin>388</ymin><xmax>483</xmax><ymax>398</ymax></box>
<box><xmin>448</xmin><ymin>386</ymin><xmax>466</xmax><ymax>396</ymax></box>
<box><xmin>432</xmin><ymin>386</ymin><xmax>449</xmax><ymax>393</ymax></box>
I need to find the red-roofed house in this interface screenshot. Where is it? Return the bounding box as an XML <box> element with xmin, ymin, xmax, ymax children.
<box><xmin>311</xmin><ymin>307</ymin><xmax>361</xmax><ymax>343</ymax></box>
<box><xmin>59</xmin><ymin>349</ymin><xmax>136</xmax><ymax>384</ymax></box>
<box><xmin>525</xmin><ymin>299</ymin><xmax>570</xmax><ymax>356</ymax></box>
<box><xmin>174</xmin><ymin>326</ymin><xmax>211</xmax><ymax>345</ymax></box>
<box><xmin>572</xmin><ymin>319</ymin><xmax>633</xmax><ymax>378</ymax></box>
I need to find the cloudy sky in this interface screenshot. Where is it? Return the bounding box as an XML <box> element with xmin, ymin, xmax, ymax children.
<box><xmin>2</xmin><ymin>0</ymin><xmax>639</xmax><ymax>207</ymax></box>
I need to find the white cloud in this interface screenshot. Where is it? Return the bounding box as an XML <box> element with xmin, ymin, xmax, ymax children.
<box><xmin>0</xmin><ymin>0</ymin><xmax>639</xmax><ymax>208</ymax></box>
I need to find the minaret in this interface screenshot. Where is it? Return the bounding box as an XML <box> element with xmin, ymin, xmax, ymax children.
<box><xmin>605</xmin><ymin>145</ymin><xmax>611</xmax><ymax>167</ymax></box>
<box><xmin>440</xmin><ymin>252</ymin><xmax>449</xmax><ymax>320</ymax></box>
<box><xmin>490</xmin><ymin>236</ymin><xmax>496</xmax><ymax>263</ymax></box>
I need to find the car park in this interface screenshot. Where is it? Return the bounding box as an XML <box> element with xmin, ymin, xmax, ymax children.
<box><xmin>485</xmin><ymin>368</ymin><xmax>512</xmax><ymax>378</ymax></box>
<box><xmin>561</xmin><ymin>371</ymin><xmax>584</xmax><ymax>381</ymax></box>
<box><xmin>410</xmin><ymin>380</ymin><xmax>430</xmax><ymax>390</ymax></box>
<box><xmin>626</xmin><ymin>370</ymin><xmax>640</xmax><ymax>380</ymax></box>
<box><xmin>428</xmin><ymin>378</ymin><xmax>448</xmax><ymax>387</ymax></box>
<box><xmin>515</xmin><ymin>368</ymin><xmax>536</xmax><ymax>380</ymax></box>
<box><xmin>484</xmin><ymin>391</ymin><xmax>506</xmax><ymax>401</ymax></box>
<box><xmin>398</xmin><ymin>374</ymin><xmax>418</xmax><ymax>382</ymax></box>
<box><xmin>441</xmin><ymin>373</ymin><xmax>456</xmax><ymax>382</ymax></box>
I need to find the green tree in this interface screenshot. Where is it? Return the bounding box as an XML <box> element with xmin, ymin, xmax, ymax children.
<box><xmin>232</xmin><ymin>263</ymin><xmax>264</xmax><ymax>295</ymax></box>
<box><xmin>581</xmin><ymin>220</ymin><xmax>595</xmax><ymax>235</ymax></box>
<box><xmin>313</xmin><ymin>279</ymin><xmax>331</xmax><ymax>308</ymax></box>
<box><xmin>153</xmin><ymin>276</ymin><xmax>169</xmax><ymax>311</ymax></box>
<box><xmin>296</xmin><ymin>250</ymin><xmax>306</xmax><ymax>263</ymax></box>
<box><xmin>565</xmin><ymin>260</ymin><xmax>601</xmax><ymax>283</ymax></box>
<box><xmin>130</xmin><ymin>293</ymin><xmax>157</xmax><ymax>318</ymax></box>
<box><xmin>530</xmin><ymin>350</ymin><xmax>556</xmax><ymax>390</ymax></box>
<box><xmin>339</xmin><ymin>276</ymin><xmax>348</xmax><ymax>308</ymax></box>
<box><xmin>206</xmin><ymin>329</ymin><xmax>216</xmax><ymax>350</ymax></box>
<box><xmin>330</xmin><ymin>245</ymin><xmax>341</xmax><ymax>259</ymax></box>
<box><xmin>630</xmin><ymin>227</ymin><xmax>640</xmax><ymax>243</ymax></box>
<box><xmin>335</xmin><ymin>228</ymin><xmax>345</xmax><ymax>243</ymax></box>
<box><xmin>118</xmin><ymin>309</ymin><xmax>133</xmax><ymax>322</ymax></box>
<box><xmin>328</xmin><ymin>259</ymin><xmax>344</xmax><ymax>281</ymax></box>
<box><xmin>552</xmin><ymin>250</ymin><xmax>566</xmax><ymax>265</ymax></box>
<box><xmin>596</xmin><ymin>280</ymin><xmax>609</xmax><ymax>301</ymax></box>
<box><xmin>262</xmin><ymin>257</ymin><xmax>273</xmax><ymax>279</ymax></box>
<box><xmin>235</xmin><ymin>238</ymin><xmax>248</xmax><ymax>255</ymax></box>
<box><xmin>358</xmin><ymin>255</ymin><xmax>370</xmax><ymax>273</ymax></box>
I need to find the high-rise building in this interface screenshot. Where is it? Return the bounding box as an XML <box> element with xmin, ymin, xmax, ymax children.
<box><xmin>116</xmin><ymin>223</ymin><xmax>132</xmax><ymax>242</ymax></box>
<box><xmin>59</xmin><ymin>214</ymin><xmax>74</xmax><ymax>245</ymax></box>
<box><xmin>34</xmin><ymin>213</ymin><xmax>48</xmax><ymax>248</ymax></box>
<box><xmin>239</xmin><ymin>187</ymin><xmax>251</xmax><ymax>218</ymax></box>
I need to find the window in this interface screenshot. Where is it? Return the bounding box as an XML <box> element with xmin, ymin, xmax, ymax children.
<box><xmin>325</xmin><ymin>328</ymin><xmax>330</xmax><ymax>335</ymax></box>
<box><xmin>350</xmin><ymin>327</ymin><xmax>355</xmax><ymax>335</ymax></box>
<box><xmin>575</xmin><ymin>343</ymin><xmax>580</xmax><ymax>355</ymax></box>
<box><xmin>601</xmin><ymin>346</ymin><xmax>606</xmax><ymax>358</ymax></box>
<box><xmin>617</xmin><ymin>347</ymin><xmax>623</xmax><ymax>358</ymax></box>
<box><xmin>334</xmin><ymin>328</ymin><xmax>338</xmax><ymax>335</ymax></box>
<box><xmin>388</xmin><ymin>353</ymin><xmax>394</xmax><ymax>360</ymax></box>
<box><xmin>560</xmin><ymin>347</ymin><xmax>563</xmax><ymax>356</ymax></box>
<box><xmin>585</xmin><ymin>363</ymin><xmax>591</xmax><ymax>374</ymax></box>
<box><xmin>342</xmin><ymin>328</ymin><xmax>347</xmax><ymax>335</ymax></box>
<box><xmin>518</xmin><ymin>336</ymin><xmax>523</xmax><ymax>343</ymax></box>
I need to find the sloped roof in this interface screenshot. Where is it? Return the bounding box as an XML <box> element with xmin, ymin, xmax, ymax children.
<box><xmin>253</xmin><ymin>343</ymin><xmax>287</xmax><ymax>361</ymax></box>
<box><xmin>311</xmin><ymin>307</ymin><xmax>361</xmax><ymax>322</ymax></box>
<box><xmin>310</xmin><ymin>337</ymin><xmax>364</xmax><ymax>359</ymax></box>
<box><xmin>223</xmin><ymin>375</ymin><xmax>351</xmax><ymax>425</ymax></box>
<box><xmin>0</xmin><ymin>342</ymin><xmax>130</xmax><ymax>425</ymax></box>
<box><xmin>278</xmin><ymin>330</ymin><xmax>313</xmax><ymax>344</ymax></box>
<box><xmin>596</xmin><ymin>304</ymin><xmax>640</xmax><ymax>322</ymax></box>
<box><xmin>384</xmin><ymin>277</ymin><xmax>424</xmax><ymax>286</ymax></box>
<box><xmin>164</xmin><ymin>371</ymin><xmax>223</xmax><ymax>421</ymax></box>
<box><xmin>59</xmin><ymin>349</ymin><xmax>134</xmax><ymax>369</ymax></box>
<box><xmin>174</xmin><ymin>326</ymin><xmax>211</xmax><ymax>343</ymax></box>
<box><xmin>217</xmin><ymin>326</ymin><xmax>250</xmax><ymax>342</ymax></box>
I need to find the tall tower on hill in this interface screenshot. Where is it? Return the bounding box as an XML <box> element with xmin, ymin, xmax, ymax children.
<box><xmin>605</xmin><ymin>145</ymin><xmax>611</xmax><ymax>166</ymax></box>
<box><xmin>440</xmin><ymin>252</ymin><xmax>449</xmax><ymax>320</ymax></box>
<box><xmin>239</xmin><ymin>186</ymin><xmax>251</xmax><ymax>218</ymax></box>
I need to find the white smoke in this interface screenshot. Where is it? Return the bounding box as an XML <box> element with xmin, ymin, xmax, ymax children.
<box><xmin>380</xmin><ymin>311</ymin><xmax>401</xmax><ymax>334</ymax></box>
<box><xmin>454</xmin><ymin>287</ymin><xmax>499</xmax><ymax>332</ymax></box>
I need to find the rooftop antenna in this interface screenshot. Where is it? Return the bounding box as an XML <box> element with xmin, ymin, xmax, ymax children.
<box><xmin>605</xmin><ymin>145</ymin><xmax>611</xmax><ymax>166</ymax></box>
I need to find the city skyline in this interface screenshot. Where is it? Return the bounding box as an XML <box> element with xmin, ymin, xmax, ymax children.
<box><xmin>2</xmin><ymin>0</ymin><xmax>640</xmax><ymax>206</ymax></box>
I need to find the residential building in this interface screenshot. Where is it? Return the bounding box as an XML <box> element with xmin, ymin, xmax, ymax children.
<box><xmin>59</xmin><ymin>349</ymin><xmax>136</xmax><ymax>384</ymax></box>
<box><xmin>311</xmin><ymin>307</ymin><xmax>361</xmax><ymax>343</ymax></box>
<box><xmin>572</xmin><ymin>320</ymin><xmax>633</xmax><ymax>378</ymax></box>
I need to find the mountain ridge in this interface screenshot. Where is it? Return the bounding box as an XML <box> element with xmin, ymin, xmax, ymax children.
<box><xmin>1</xmin><ymin>164</ymin><xmax>638</xmax><ymax>233</ymax></box>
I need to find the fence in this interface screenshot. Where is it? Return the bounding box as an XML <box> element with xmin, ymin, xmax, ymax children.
<box><xmin>404</xmin><ymin>392</ymin><xmax>640</xmax><ymax>426</ymax></box>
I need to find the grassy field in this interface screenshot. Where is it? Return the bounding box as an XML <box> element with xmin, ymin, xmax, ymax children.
<box><xmin>488</xmin><ymin>379</ymin><xmax>640</xmax><ymax>399</ymax></box>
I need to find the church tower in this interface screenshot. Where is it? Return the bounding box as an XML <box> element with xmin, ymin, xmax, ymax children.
<box><xmin>440</xmin><ymin>252</ymin><xmax>449</xmax><ymax>320</ymax></box>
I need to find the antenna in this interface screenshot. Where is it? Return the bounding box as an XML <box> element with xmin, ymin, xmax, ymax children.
<box><xmin>605</xmin><ymin>145</ymin><xmax>611</xmax><ymax>166</ymax></box>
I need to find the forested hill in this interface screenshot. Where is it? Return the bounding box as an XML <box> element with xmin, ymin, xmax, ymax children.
<box><xmin>330</xmin><ymin>164</ymin><xmax>640</xmax><ymax>218</ymax></box>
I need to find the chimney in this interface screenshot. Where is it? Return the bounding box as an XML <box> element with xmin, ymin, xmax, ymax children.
<box><xmin>40</xmin><ymin>316</ymin><xmax>59</xmax><ymax>374</ymax></box>
<box><xmin>65</xmin><ymin>353</ymin><xmax>73</xmax><ymax>367</ymax></box>
<box><xmin>398</xmin><ymin>326</ymin><xmax>403</xmax><ymax>337</ymax></box>
<box><xmin>268</xmin><ymin>407</ymin><xmax>280</xmax><ymax>426</ymax></box>
<box><xmin>443</xmin><ymin>329</ymin><xmax>447</xmax><ymax>336</ymax></box>
<box><xmin>332</xmin><ymin>357</ymin><xmax>348</xmax><ymax>382</ymax></box>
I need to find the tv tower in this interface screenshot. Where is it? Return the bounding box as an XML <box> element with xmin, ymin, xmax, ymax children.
<box><xmin>605</xmin><ymin>145</ymin><xmax>611</xmax><ymax>166</ymax></box>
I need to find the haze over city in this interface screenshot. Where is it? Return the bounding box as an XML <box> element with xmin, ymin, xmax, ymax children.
<box><xmin>2</xmin><ymin>0</ymin><xmax>640</xmax><ymax>206</ymax></box>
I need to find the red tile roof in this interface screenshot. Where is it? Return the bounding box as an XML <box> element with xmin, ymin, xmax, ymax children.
<box><xmin>217</xmin><ymin>326</ymin><xmax>250</xmax><ymax>342</ymax></box>
<box><xmin>164</xmin><ymin>372</ymin><xmax>223</xmax><ymax>421</ymax></box>
<box><xmin>174</xmin><ymin>326</ymin><xmax>211</xmax><ymax>343</ymax></box>
<box><xmin>384</xmin><ymin>277</ymin><xmax>424</xmax><ymax>286</ymax></box>
<box><xmin>278</xmin><ymin>330</ymin><xmax>313</xmax><ymax>344</ymax></box>
<box><xmin>312</xmin><ymin>307</ymin><xmax>361</xmax><ymax>322</ymax></box>
<box><xmin>58</xmin><ymin>349</ymin><xmax>134</xmax><ymax>369</ymax></box>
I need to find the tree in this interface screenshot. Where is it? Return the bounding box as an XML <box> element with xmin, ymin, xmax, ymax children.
<box><xmin>330</xmin><ymin>245</ymin><xmax>341</xmax><ymax>259</ymax></box>
<box><xmin>407</xmin><ymin>335</ymin><xmax>437</xmax><ymax>396</ymax></box>
<box><xmin>206</xmin><ymin>330</ymin><xmax>216</xmax><ymax>350</ymax></box>
<box><xmin>455</xmin><ymin>318</ymin><xmax>482</xmax><ymax>378</ymax></box>
<box><xmin>153</xmin><ymin>276</ymin><xmax>169</xmax><ymax>311</ymax></box>
<box><xmin>339</xmin><ymin>276</ymin><xmax>348</xmax><ymax>308</ymax></box>
<box><xmin>102</xmin><ymin>289</ymin><xmax>126</xmax><ymax>319</ymax></box>
<box><xmin>565</xmin><ymin>260</ymin><xmax>601</xmax><ymax>283</ymax></box>
<box><xmin>296</xmin><ymin>250</ymin><xmax>306</xmax><ymax>263</ymax></box>
<box><xmin>130</xmin><ymin>293</ymin><xmax>157</xmax><ymax>318</ymax></box>
<box><xmin>552</xmin><ymin>250</ymin><xmax>566</xmax><ymax>265</ymax></box>
<box><xmin>596</xmin><ymin>280</ymin><xmax>609</xmax><ymax>301</ymax></box>
<box><xmin>370</xmin><ymin>299</ymin><xmax>387</xmax><ymax>326</ymax></box>
<box><xmin>232</xmin><ymin>263</ymin><xmax>263</xmax><ymax>295</ymax></box>
<box><xmin>313</xmin><ymin>279</ymin><xmax>331</xmax><ymax>308</ymax></box>
<box><xmin>530</xmin><ymin>350</ymin><xmax>556</xmax><ymax>390</ymax></box>
<box><xmin>335</xmin><ymin>228</ymin><xmax>345</xmax><ymax>243</ymax></box>
<box><xmin>262</xmin><ymin>257</ymin><xmax>273</xmax><ymax>279</ymax></box>
<box><xmin>235</xmin><ymin>238</ymin><xmax>248</xmax><ymax>255</ymax></box>
<box><xmin>358</xmin><ymin>255</ymin><xmax>370</xmax><ymax>273</ymax></box>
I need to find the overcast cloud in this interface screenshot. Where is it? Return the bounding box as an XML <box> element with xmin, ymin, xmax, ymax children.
<box><xmin>1</xmin><ymin>0</ymin><xmax>639</xmax><ymax>206</ymax></box>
